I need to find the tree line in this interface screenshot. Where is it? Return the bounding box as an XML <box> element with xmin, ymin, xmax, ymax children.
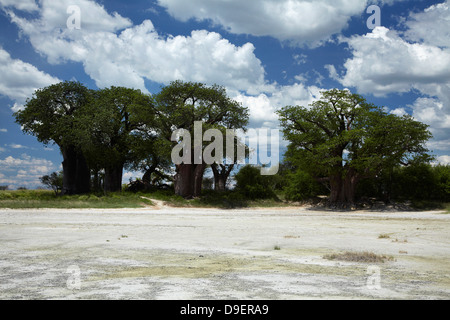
<box><xmin>15</xmin><ymin>81</ymin><xmax>248</xmax><ymax>199</ymax></box>
<box><xmin>15</xmin><ymin>81</ymin><xmax>448</xmax><ymax>206</ymax></box>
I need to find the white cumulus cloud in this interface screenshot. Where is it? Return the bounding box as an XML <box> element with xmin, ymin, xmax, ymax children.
<box><xmin>0</xmin><ymin>154</ymin><xmax>56</xmax><ymax>189</ymax></box>
<box><xmin>6</xmin><ymin>2</ymin><xmax>268</xmax><ymax>95</ymax></box>
<box><xmin>157</xmin><ymin>0</ymin><xmax>371</xmax><ymax>47</ymax></box>
<box><xmin>0</xmin><ymin>48</ymin><xmax>60</xmax><ymax>108</ymax></box>
<box><xmin>435</xmin><ymin>155</ymin><xmax>450</xmax><ymax>165</ymax></box>
<box><xmin>403</xmin><ymin>0</ymin><xmax>450</xmax><ymax>48</ymax></box>
<box><xmin>335</xmin><ymin>2</ymin><xmax>450</xmax><ymax>159</ymax></box>
<box><xmin>339</xmin><ymin>27</ymin><xmax>450</xmax><ymax>96</ymax></box>
<box><xmin>0</xmin><ymin>0</ymin><xmax>38</xmax><ymax>12</ymax></box>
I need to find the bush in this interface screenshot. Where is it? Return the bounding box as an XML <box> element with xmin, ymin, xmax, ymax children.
<box><xmin>389</xmin><ymin>164</ymin><xmax>450</xmax><ymax>202</ymax></box>
<box><xmin>391</xmin><ymin>163</ymin><xmax>437</xmax><ymax>201</ymax></box>
<box><xmin>194</xmin><ymin>190</ymin><xmax>248</xmax><ymax>208</ymax></box>
<box><xmin>356</xmin><ymin>163</ymin><xmax>450</xmax><ymax>203</ymax></box>
<box><xmin>284</xmin><ymin>169</ymin><xmax>322</xmax><ymax>201</ymax></box>
<box><xmin>234</xmin><ymin>165</ymin><xmax>276</xmax><ymax>200</ymax></box>
<box><xmin>433</xmin><ymin>165</ymin><xmax>450</xmax><ymax>202</ymax></box>
<box><xmin>40</xmin><ymin>171</ymin><xmax>63</xmax><ymax>195</ymax></box>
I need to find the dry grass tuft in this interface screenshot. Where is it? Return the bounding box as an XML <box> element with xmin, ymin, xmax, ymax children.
<box><xmin>323</xmin><ymin>251</ymin><xmax>394</xmax><ymax>263</ymax></box>
<box><xmin>284</xmin><ymin>235</ymin><xmax>300</xmax><ymax>239</ymax></box>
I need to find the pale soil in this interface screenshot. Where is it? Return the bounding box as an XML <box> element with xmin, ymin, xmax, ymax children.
<box><xmin>0</xmin><ymin>205</ymin><xmax>449</xmax><ymax>300</ymax></box>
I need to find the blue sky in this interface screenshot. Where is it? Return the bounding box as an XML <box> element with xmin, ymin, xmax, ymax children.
<box><xmin>0</xmin><ymin>0</ymin><xmax>449</xmax><ymax>189</ymax></box>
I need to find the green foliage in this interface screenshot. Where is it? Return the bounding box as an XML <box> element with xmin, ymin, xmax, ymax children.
<box><xmin>0</xmin><ymin>190</ymin><xmax>153</xmax><ymax>209</ymax></box>
<box><xmin>14</xmin><ymin>81</ymin><xmax>93</xmax><ymax>195</ymax></box>
<box><xmin>356</xmin><ymin>164</ymin><xmax>450</xmax><ymax>203</ymax></box>
<box><xmin>202</xmin><ymin>177</ymin><xmax>214</xmax><ymax>191</ymax></box>
<box><xmin>433</xmin><ymin>165</ymin><xmax>450</xmax><ymax>201</ymax></box>
<box><xmin>284</xmin><ymin>169</ymin><xmax>322</xmax><ymax>201</ymax></box>
<box><xmin>155</xmin><ymin>81</ymin><xmax>249</xmax><ymax>136</ymax></box>
<box><xmin>14</xmin><ymin>81</ymin><xmax>90</xmax><ymax>147</ymax></box>
<box><xmin>77</xmin><ymin>86</ymin><xmax>155</xmax><ymax>169</ymax></box>
<box><xmin>278</xmin><ymin>89</ymin><xmax>433</xmax><ymax>204</ymax></box>
<box><xmin>278</xmin><ymin>90</ymin><xmax>432</xmax><ymax>175</ymax></box>
<box><xmin>40</xmin><ymin>171</ymin><xmax>63</xmax><ymax>195</ymax></box>
<box><xmin>154</xmin><ymin>81</ymin><xmax>250</xmax><ymax>198</ymax></box>
<box><xmin>391</xmin><ymin>164</ymin><xmax>450</xmax><ymax>202</ymax></box>
<box><xmin>234</xmin><ymin>165</ymin><xmax>276</xmax><ymax>200</ymax></box>
<box><xmin>14</xmin><ymin>80</ymin><xmax>250</xmax><ymax>198</ymax></box>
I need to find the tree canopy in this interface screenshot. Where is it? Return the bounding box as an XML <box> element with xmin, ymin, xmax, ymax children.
<box><xmin>16</xmin><ymin>82</ymin><xmax>442</xmax><ymax>207</ymax></box>
<box><xmin>76</xmin><ymin>86</ymin><xmax>155</xmax><ymax>192</ymax></box>
<box><xmin>278</xmin><ymin>89</ymin><xmax>433</xmax><ymax>206</ymax></box>
<box><xmin>15</xmin><ymin>80</ymin><xmax>249</xmax><ymax>198</ymax></box>
<box><xmin>15</xmin><ymin>81</ymin><xmax>92</xmax><ymax>195</ymax></box>
<box><xmin>154</xmin><ymin>81</ymin><xmax>249</xmax><ymax>198</ymax></box>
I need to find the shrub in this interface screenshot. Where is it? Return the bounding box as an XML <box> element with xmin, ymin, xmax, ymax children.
<box><xmin>433</xmin><ymin>165</ymin><xmax>450</xmax><ymax>202</ymax></box>
<box><xmin>40</xmin><ymin>171</ymin><xmax>63</xmax><ymax>196</ymax></box>
<box><xmin>356</xmin><ymin>164</ymin><xmax>450</xmax><ymax>203</ymax></box>
<box><xmin>234</xmin><ymin>165</ymin><xmax>276</xmax><ymax>200</ymax></box>
<box><xmin>77</xmin><ymin>195</ymin><xmax>90</xmax><ymax>201</ymax></box>
<box><xmin>284</xmin><ymin>169</ymin><xmax>321</xmax><ymax>201</ymax></box>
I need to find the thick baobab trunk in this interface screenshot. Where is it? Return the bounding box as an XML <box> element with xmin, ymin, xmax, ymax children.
<box><xmin>104</xmin><ymin>164</ymin><xmax>124</xmax><ymax>193</ymax></box>
<box><xmin>214</xmin><ymin>176</ymin><xmax>227</xmax><ymax>192</ymax></box>
<box><xmin>174</xmin><ymin>164</ymin><xmax>193</xmax><ymax>198</ymax></box>
<box><xmin>329</xmin><ymin>174</ymin><xmax>342</xmax><ymax>204</ymax></box>
<box><xmin>61</xmin><ymin>147</ymin><xmax>77</xmax><ymax>195</ymax></box>
<box><xmin>211</xmin><ymin>164</ymin><xmax>233</xmax><ymax>192</ymax></box>
<box><xmin>193</xmin><ymin>163</ymin><xmax>206</xmax><ymax>197</ymax></box>
<box><xmin>75</xmin><ymin>152</ymin><xmax>91</xmax><ymax>194</ymax></box>
<box><xmin>174</xmin><ymin>163</ymin><xmax>205</xmax><ymax>198</ymax></box>
<box><xmin>329</xmin><ymin>169</ymin><xmax>359</xmax><ymax>206</ymax></box>
<box><xmin>142</xmin><ymin>170</ymin><xmax>153</xmax><ymax>186</ymax></box>
<box><xmin>61</xmin><ymin>145</ymin><xmax>90</xmax><ymax>195</ymax></box>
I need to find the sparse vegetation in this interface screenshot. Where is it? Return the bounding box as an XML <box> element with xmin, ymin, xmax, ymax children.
<box><xmin>0</xmin><ymin>190</ymin><xmax>153</xmax><ymax>209</ymax></box>
<box><xmin>378</xmin><ymin>234</ymin><xmax>391</xmax><ymax>239</ymax></box>
<box><xmin>323</xmin><ymin>251</ymin><xmax>394</xmax><ymax>263</ymax></box>
<box><xmin>0</xmin><ymin>189</ymin><xmax>290</xmax><ymax>209</ymax></box>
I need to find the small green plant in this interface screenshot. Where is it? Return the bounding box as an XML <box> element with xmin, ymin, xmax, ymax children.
<box><xmin>274</xmin><ymin>245</ymin><xmax>281</xmax><ymax>251</ymax></box>
<box><xmin>378</xmin><ymin>234</ymin><xmax>390</xmax><ymax>239</ymax></box>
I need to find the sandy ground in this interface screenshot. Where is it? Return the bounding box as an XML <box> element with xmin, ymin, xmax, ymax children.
<box><xmin>0</xmin><ymin>204</ymin><xmax>449</xmax><ymax>300</ymax></box>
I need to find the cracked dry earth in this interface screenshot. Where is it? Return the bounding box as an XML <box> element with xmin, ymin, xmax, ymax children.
<box><xmin>0</xmin><ymin>206</ymin><xmax>449</xmax><ymax>300</ymax></box>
